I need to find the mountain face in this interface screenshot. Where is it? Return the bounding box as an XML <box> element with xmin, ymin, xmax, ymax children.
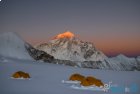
<box><xmin>36</xmin><ymin>31</ymin><xmax>107</xmax><ymax>61</ymax></box>
<box><xmin>25</xmin><ymin>43</ymin><xmax>54</xmax><ymax>62</ymax></box>
<box><xmin>137</xmin><ymin>56</ymin><xmax>140</xmax><ymax>63</ymax></box>
<box><xmin>104</xmin><ymin>54</ymin><xmax>140</xmax><ymax>71</ymax></box>
<box><xmin>35</xmin><ymin>31</ymin><xmax>140</xmax><ymax>71</ymax></box>
<box><xmin>44</xmin><ymin>55</ymin><xmax>139</xmax><ymax>71</ymax></box>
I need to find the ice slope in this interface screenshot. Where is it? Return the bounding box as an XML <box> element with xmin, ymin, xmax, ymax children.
<box><xmin>36</xmin><ymin>31</ymin><xmax>107</xmax><ymax>61</ymax></box>
<box><xmin>0</xmin><ymin>32</ymin><xmax>32</xmax><ymax>60</ymax></box>
<box><xmin>0</xmin><ymin>57</ymin><xmax>140</xmax><ymax>94</ymax></box>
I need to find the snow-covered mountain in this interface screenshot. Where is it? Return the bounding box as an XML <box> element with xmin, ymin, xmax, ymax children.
<box><xmin>36</xmin><ymin>31</ymin><xmax>107</xmax><ymax>61</ymax></box>
<box><xmin>0</xmin><ymin>32</ymin><xmax>32</xmax><ymax>60</ymax></box>
<box><xmin>0</xmin><ymin>32</ymin><xmax>139</xmax><ymax>71</ymax></box>
<box><xmin>49</xmin><ymin>55</ymin><xmax>140</xmax><ymax>71</ymax></box>
<box><xmin>0</xmin><ymin>32</ymin><xmax>53</xmax><ymax>61</ymax></box>
<box><xmin>104</xmin><ymin>54</ymin><xmax>139</xmax><ymax>71</ymax></box>
<box><xmin>136</xmin><ymin>56</ymin><xmax>140</xmax><ymax>63</ymax></box>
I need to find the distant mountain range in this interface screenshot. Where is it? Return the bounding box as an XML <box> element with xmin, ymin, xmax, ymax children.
<box><xmin>0</xmin><ymin>32</ymin><xmax>140</xmax><ymax>71</ymax></box>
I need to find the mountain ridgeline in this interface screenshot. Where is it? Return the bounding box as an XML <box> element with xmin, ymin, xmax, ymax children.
<box><xmin>36</xmin><ymin>31</ymin><xmax>107</xmax><ymax>61</ymax></box>
<box><xmin>0</xmin><ymin>32</ymin><xmax>140</xmax><ymax>71</ymax></box>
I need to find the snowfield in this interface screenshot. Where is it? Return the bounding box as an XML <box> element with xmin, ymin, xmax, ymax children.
<box><xmin>0</xmin><ymin>57</ymin><xmax>140</xmax><ymax>94</ymax></box>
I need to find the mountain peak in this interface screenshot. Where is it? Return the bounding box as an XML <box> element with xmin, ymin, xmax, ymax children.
<box><xmin>36</xmin><ymin>31</ymin><xmax>107</xmax><ymax>61</ymax></box>
<box><xmin>54</xmin><ymin>31</ymin><xmax>75</xmax><ymax>39</ymax></box>
<box><xmin>116</xmin><ymin>54</ymin><xmax>128</xmax><ymax>59</ymax></box>
<box><xmin>0</xmin><ymin>32</ymin><xmax>32</xmax><ymax>60</ymax></box>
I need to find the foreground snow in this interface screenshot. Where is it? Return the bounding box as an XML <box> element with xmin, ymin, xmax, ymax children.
<box><xmin>0</xmin><ymin>57</ymin><xmax>140</xmax><ymax>94</ymax></box>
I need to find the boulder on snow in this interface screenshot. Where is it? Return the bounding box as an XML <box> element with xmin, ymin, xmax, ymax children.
<box><xmin>12</xmin><ymin>71</ymin><xmax>30</xmax><ymax>79</ymax></box>
<box><xmin>81</xmin><ymin>76</ymin><xmax>104</xmax><ymax>87</ymax></box>
<box><xmin>69</xmin><ymin>73</ymin><xmax>85</xmax><ymax>82</ymax></box>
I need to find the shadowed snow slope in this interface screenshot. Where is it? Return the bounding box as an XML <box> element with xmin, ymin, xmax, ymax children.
<box><xmin>0</xmin><ymin>32</ymin><xmax>32</xmax><ymax>60</ymax></box>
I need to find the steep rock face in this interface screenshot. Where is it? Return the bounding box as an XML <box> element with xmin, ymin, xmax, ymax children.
<box><xmin>0</xmin><ymin>32</ymin><xmax>32</xmax><ymax>60</ymax></box>
<box><xmin>36</xmin><ymin>31</ymin><xmax>107</xmax><ymax>61</ymax></box>
<box><xmin>25</xmin><ymin>44</ymin><xmax>54</xmax><ymax>62</ymax></box>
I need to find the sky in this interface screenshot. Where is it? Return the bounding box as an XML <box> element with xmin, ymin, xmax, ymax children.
<box><xmin>0</xmin><ymin>0</ymin><xmax>140</xmax><ymax>57</ymax></box>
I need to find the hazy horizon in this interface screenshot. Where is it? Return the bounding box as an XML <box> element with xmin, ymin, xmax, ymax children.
<box><xmin>0</xmin><ymin>0</ymin><xmax>140</xmax><ymax>57</ymax></box>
